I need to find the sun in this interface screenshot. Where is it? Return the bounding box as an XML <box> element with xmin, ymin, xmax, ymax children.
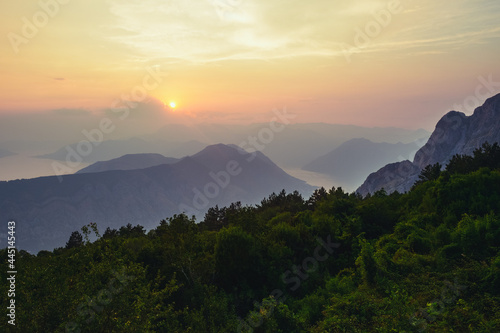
<box><xmin>169</xmin><ymin>102</ymin><xmax>176</xmax><ymax>109</ymax></box>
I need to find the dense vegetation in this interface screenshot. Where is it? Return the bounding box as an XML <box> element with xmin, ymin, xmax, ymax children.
<box><xmin>2</xmin><ymin>143</ymin><xmax>500</xmax><ymax>332</ymax></box>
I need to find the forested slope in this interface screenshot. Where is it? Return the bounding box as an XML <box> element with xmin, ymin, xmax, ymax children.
<box><xmin>2</xmin><ymin>143</ymin><xmax>500</xmax><ymax>332</ymax></box>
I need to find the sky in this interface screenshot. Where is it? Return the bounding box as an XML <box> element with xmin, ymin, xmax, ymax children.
<box><xmin>1</xmin><ymin>0</ymin><xmax>500</xmax><ymax>133</ymax></box>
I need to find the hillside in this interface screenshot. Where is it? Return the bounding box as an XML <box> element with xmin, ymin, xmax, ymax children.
<box><xmin>76</xmin><ymin>153</ymin><xmax>179</xmax><ymax>174</ymax></box>
<box><xmin>2</xmin><ymin>146</ymin><xmax>499</xmax><ymax>332</ymax></box>
<box><xmin>0</xmin><ymin>144</ymin><xmax>314</xmax><ymax>253</ymax></box>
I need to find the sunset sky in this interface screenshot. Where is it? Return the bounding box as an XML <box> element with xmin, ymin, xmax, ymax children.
<box><xmin>1</xmin><ymin>0</ymin><xmax>500</xmax><ymax>130</ymax></box>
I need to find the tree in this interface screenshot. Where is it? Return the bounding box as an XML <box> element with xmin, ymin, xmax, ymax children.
<box><xmin>202</xmin><ymin>205</ymin><xmax>225</xmax><ymax>231</ymax></box>
<box><xmin>446</xmin><ymin>142</ymin><xmax>500</xmax><ymax>174</ymax></box>
<box><xmin>307</xmin><ymin>187</ymin><xmax>328</xmax><ymax>209</ymax></box>
<box><xmin>118</xmin><ymin>223</ymin><xmax>145</xmax><ymax>237</ymax></box>
<box><xmin>214</xmin><ymin>226</ymin><xmax>264</xmax><ymax>290</ymax></box>
<box><xmin>415</xmin><ymin>162</ymin><xmax>442</xmax><ymax>186</ymax></box>
<box><xmin>259</xmin><ymin>190</ymin><xmax>305</xmax><ymax>213</ymax></box>
<box><xmin>65</xmin><ymin>231</ymin><xmax>83</xmax><ymax>249</ymax></box>
<box><xmin>103</xmin><ymin>227</ymin><xmax>119</xmax><ymax>239</ymax></box>
<box><xmin>355</xmin><ymin>237</ymin><xmax>377</xmax><ymax>287</ymax></box>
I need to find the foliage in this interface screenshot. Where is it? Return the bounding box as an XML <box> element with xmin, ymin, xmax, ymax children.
<box><xmin>2</xmin><ymin>143</ymin><xmax>500</xmax><ymax>332</ymax></box>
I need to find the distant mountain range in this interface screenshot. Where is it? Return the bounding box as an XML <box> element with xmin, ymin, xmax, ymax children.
<box><xmin>76</xmin><ymin>153</ymin><xmax>178</xmax><ymax>174</ymax></box>
<box><xmin>358</xmin><ymin>93</ymin><xmax>500</xmax><ymax>195</ymax></box>
<box><xmin>37</xmin><ymin>124</ymin><xmax>429</xmax><ymax>170</ymax></box>
<box><xmin>0</xmin><ymin>144</ymin><xmax>314</xmax><ymax>253</ymax></box>
<box><xmin>149</xmin><ymin>123</ymin><xmax>430</xmax><ymax>169</ymax></box>
<box><xmin>37</xmin><ymin>138</ymin><xmax>205</xmax><ymax>163</ymax></box>
<box><xmin>302</xmin><ymin>138</ymin><xmax>424</xmax><ymax>189</ymax></box>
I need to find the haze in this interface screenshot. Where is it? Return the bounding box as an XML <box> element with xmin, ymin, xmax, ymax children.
<box><xmin>1</xmin><ymin>0</ymin><xmax>499</xmax><ymax>181</ymax></box>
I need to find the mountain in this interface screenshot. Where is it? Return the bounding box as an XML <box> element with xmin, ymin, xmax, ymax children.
<box><xmin>32</xmin><ymin>123</ymin><xmax>429</xmax><ymax>180</ymax></box>
<box><xmin>302</xmin><ymin>138</ymin><xmax>424</xmax><ymax>190</ymax></box>
<box><xmin>37</xmin><ymin>138</ymin><xmax>205</xmax><ymax>163</ymax></box>
<box><xmin>0</xmin><ymin>148</ymin><xmax>15</xmax><ymax>158</ymax></box>
<box><xmin>0</xmin><ymin>144</ymin><xmax>314</xmax><ymax>253</ymax></box>
<box><xmin>9</xmin><ymin>161</ymin><xmax>500</xmax><ymax>332</ymax></box>
<box><xmin>76</xmin><ymin>153</ymin><xmax>178</xmax><ymax>174</ymax></box>
<box><xmin>149</xmin><ymin>122</ymin><xmax>430</xmax><ymax>169</ymax></box>
<box><xmin>357</xmin><ymin>93</ymin><xmax>500</xmax><ymax>196</ymax></box>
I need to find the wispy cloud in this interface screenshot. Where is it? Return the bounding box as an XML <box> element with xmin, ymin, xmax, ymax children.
<box><xmin>1</xmin><ymin>0</ymin><xmax>499</xmax><ymax>129</ymax></box>
<box><xmin>101</xmin><ymin>0</ymin><xmax>500</xmax><ymax>63</ymax></box>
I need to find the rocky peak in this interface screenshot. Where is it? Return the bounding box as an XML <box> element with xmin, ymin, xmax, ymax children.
<box><xmin>413</xmin><ymin>111</ymin><xmax>469</xmax><ymax>169</ymax></box>
<box><xmin>357</xmin><ymin>93</ymin><xmax>500</xmax><ymax>196</ymax></box>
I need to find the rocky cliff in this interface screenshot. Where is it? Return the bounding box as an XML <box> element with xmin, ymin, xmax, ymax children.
<box><xmin>357</xmin><ymin>93</ymin><xmax>500</xmax><ymax>196</ymax></box>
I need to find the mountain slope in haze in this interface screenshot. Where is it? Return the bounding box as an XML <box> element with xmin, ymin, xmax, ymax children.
<box><xmin>188</xmin><ymin>143</ymin><xmax>312</xmax><ymax>196</ymax></box>
<box><xmin>76</xmin><ymin>153</ymin><xmax>178</xmax><ymax>174</ymax></box>
<box><xmin>357</xmin><ymin>93</ymin><xmax>500</xmax><ymax>196</ymax></box>
<box><xmin>0</xmin><ymin>144</ymin><xmax>315</xmax><ymax>253</ymax></box>
<box><xmin>302</xmin><ymin>138</ymin><xmax>424</xmax><ymax>189</ymax></box>
<box><xmin>150</xmin><ymin>123</ymin><xmax>430</xmax><ymax>168</ymax></box>
<box><xmin>36</xmin><ymin>122</ymin><xmax>429</xmax><ymax>172</ymax></box>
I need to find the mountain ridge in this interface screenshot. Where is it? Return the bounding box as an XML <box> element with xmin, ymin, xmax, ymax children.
<box><xmin>0</xmin><ymin>144</ymin><xmax>314</xmax><ymax>253</ymax></box>
<box><xmin>357</xmin><ymin>93</ymin><xmax>500</xmax><ymax>196</ymax></box>
<box><xmin>76</xmin><ymin>153</ymin><xmax>179</xmax><ymax>174</ymax></box>
<box><xmin>302</xmin><ymin>138</ymin><xmax>424</xmax><ymax>190</ymax></box>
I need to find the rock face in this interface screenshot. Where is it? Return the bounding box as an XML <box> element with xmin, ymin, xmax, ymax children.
<box><xmin>357</xmin><ymin>160</ymin><xmax>421</xmax><ymax>196</ymax></box>
<box><xmin>0</xmin><ymin>144</ymin><xmax>315</xmax><ymax>253</ymax></box>
<box><xmin>357</xmin><ymin>93</ymin><xmax>500</xmax><ymax>196</ymax></box>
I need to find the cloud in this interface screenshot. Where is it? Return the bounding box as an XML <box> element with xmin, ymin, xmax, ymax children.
<box><xmin>99</xmin><ymin>0</ymin><xmax>500</xmax><ymax>64</ymax></box>
<box><xmin>103</xmin><ymin>0</ymin><xmax>348</xmax><ymax>62</ymax></box>
<box><xmin>1</xmin><ymin>0</ymin><xmax>499</xmax><ymax>133</ymax></box>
